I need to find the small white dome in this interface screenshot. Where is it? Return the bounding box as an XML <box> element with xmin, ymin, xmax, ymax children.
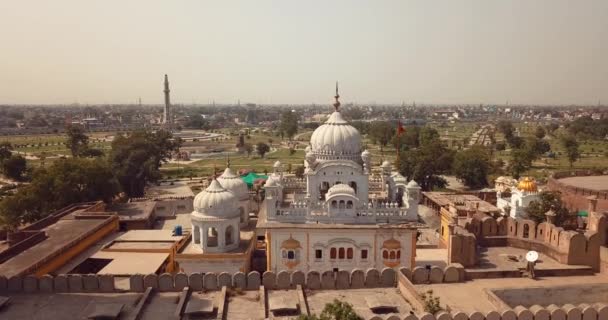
<box><xmin>326</xmin><ymin>183</ymin><xmax>356</xmax><ymax>198</ymax></box>
<box><xmin>264</xmin><ymin>177</ymin><xmax>277</xmax><ymax>187</ymax></box>
<box><xmin>407</xmin><ymin>180</ymin><xmax>420</xmax><ymax>188</ymax></box>
<box><xmin>310</xmin><ymin>112</ymin><xmax>361</xmax><ymax>157</ymax></box>
<box><xmin>381</xmin><ymin>160</ymin><xmax>391</xmax><ymax>168</ymax></box>
<box><xmin>217</xmin><ymin>167</ymin><xmax>249</xmax><ymax>200</ymax></box>
<box><xmin>192</xmin><ymin>179</ymin><xmax>239</xmax><ymax>218</ymax></box>
<box><xmin>273</xmin><ymin>161</ymin><xmax>282</xmax><ymax>168</ymax></box>
<box><xmin>392</xmin><ymin>172</ymin><xmax>407</xmax><ymax>184</ymax></box>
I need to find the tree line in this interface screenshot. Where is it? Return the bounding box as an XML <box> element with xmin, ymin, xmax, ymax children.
<box><xmin>0</xmin><ymin>126</ymin><xmax>180</xmax><ymax>235</ymax></box>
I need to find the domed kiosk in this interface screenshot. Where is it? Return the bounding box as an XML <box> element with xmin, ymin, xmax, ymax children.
<box><xmin>191</xmin><ymin>179</ymin><xmax>241</xmax><ymax>252</ymax></box>
<box><xmin>217</xmin><ymin>164</ymin><xmax>251</xmax><ymax>226</ymax></box>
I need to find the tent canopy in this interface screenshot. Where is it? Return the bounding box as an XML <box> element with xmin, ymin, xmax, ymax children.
<box><xmin>241</xmin><ymin>172</ymin><xmax>268</xmax><ymax>188</ymax></box>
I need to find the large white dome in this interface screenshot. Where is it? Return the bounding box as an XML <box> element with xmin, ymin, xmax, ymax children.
<box><xmin>310</xmin><ymin>111</ymin><xmax>362</xmax><ymax>158</ymax></box>
<box><xmin>192</xmin><ymin>179</ymin><xmax>239</xmax><ymax>218</ymax></box>
<box><xmin>217</xmin><ymin>167</ymin><xmax>249</xmax><ymax>200</ymax></box>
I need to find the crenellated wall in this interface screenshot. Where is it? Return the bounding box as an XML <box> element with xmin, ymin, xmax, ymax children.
<box><xmin>2</xmin><ymin>269</ymin><xmax>607</xmax><ymax>320</ymax></box>
<box><xmin>454</xmin><ymin>213</ymin><xmax>604</xmax><ymax>270</ymax></box>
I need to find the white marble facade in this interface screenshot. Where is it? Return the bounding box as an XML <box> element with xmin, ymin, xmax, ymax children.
<box><xmin>267</xmin><ymin>229</ymin><xmax>415</xmax><ymax>273</ymax></box>
<box><xmin>260</xmin><ymin>86</ymin><xmax>420</xmax><ymax>272</ymax></box>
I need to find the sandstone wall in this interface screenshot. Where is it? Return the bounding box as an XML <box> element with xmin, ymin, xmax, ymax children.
<box><xmin>452</xmin><ymin>214</ymin><xmax>603</xmax><ymax>270</ymax></box>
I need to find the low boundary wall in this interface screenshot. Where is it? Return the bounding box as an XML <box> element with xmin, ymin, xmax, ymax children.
<box><xmin>1</xmin><ymin>268</ymin><xmax>606</xmax><ymax>320</ymax></box>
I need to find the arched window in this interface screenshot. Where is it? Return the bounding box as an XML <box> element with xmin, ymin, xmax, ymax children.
<box><xmin>338</xmin><ymin>247</ymin><xmax>345</xmax><ymax>259</ymax></box>
<box><xmin>347</xmin><ymin>248</ymin><xmax>353</xmax><ymax>259</ymax></box>
<box><xmin>339</xmin><ymin>200</ymin><xmax>345</xmax><ymax>209</ymax></box>
<box><xmin>389</xmin><ymin>251</ymin><xmax>396</xmax><ymax>260</ymax></box>
<box><xmin>346</xmin><ymin>201</ymin><xmax>353</xmax><ymax>209</ymax></box>
<box><xmin>382</xmin><ymin>250</ymin><xmax>388</xmax><ymax>259</ymax></box>
<box><xmin>330</xmin><ymin>247</ymin><xmax>337</xmax><ymax>259</ymax></box>
<box><xmin>207</xmin><ymin>227</ymin><xmax>218</xmax><ymax>247</ymax></box>
<box><xmin>225</xmin><ymin>225</ymin><xmax>234</xmax><ymax>245</ymax></box>
<box><xmin>523</xmin><ymin>224</ymin><xmax>530</xmax><ymax>238</ymax></box>
<box><xmin>349</xmin><ymin>181</ymin><xmax>357</xmax><ymax>194</ymax></box>
<box><xmin>320</xmin><ymin>182</ymin><xmax>330</xmax><ymax>200</ymax></box>
<box><xmin>396</xmin><ymin>250</ymin><xmax>401</xmax><ymax>259</ymax></box>
<box><xmin>287</xmin><ymin>250</ymin><xmax>295</xmax><ymax>260</ymax></box>
<box><xmin>331</xmin><ymin>200</ymin><xmax>337</xmax><ymax>208</ymax></box>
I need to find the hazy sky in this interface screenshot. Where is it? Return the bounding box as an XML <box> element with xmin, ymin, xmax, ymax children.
<box><xmin>1</xmin><ymin>1</ymin><xmax>607</xmax><ymax>105</ymax></box>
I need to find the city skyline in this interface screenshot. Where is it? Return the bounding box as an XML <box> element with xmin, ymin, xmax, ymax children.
<box><xmin>1</xmin><ymin>0</ymin><xmax>607</xmax><ymax>105</ymax></box>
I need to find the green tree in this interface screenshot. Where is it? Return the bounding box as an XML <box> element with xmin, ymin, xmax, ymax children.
<box><xmin>560</xmin><ymin>134</ymin><xmax>580</xmax><ymax>168</ymax></box>
<box><xmin>256</xmin><ymin>142</ymin><xmax>270</xmax><ymax>158</ymax></box>
<box><xmin>509</xmin><ymin>148</ymin><xmax>533</xmax><ymax>179</ymax></box>
<box><xmin>185</xmin><ymin>114</ymin><xmax>209</xmax><ymax>129</ymax></box>
<box><xmin>419</xmin><ymin>127</ymin><xmax>440</xmax><ymax>146</ymax></box>
<box><xmin>397</xmin><ymin>140</ymin><xmax>454</xmax><ymax>191</ymax></box>
<box><xmin>65</xmin><ymin>125</ymin><xmax>90</xmax><ymax>157</ymax></box>
<box><xmin>523</xmin><ymin>137</ymin><xmax>551</xmax><ymax>160</ymax></box>
<box><xmin>525</xmin><ymin>191</ymin><xmax>570</xmax><ymax>225</ymax></box>
<box><xmin>452</xmin><ymin>146</ymin><xmax>491</xmax><ymax>189</ymax></box>
<box><xmin>497</xmin><ymin>120</ymin><xmax>515</xmax><ymax>140</ymax></box>
<box><xmin>535</xmin><ymin>126</ymin><xmax>546</xmax><ymax>139</ymax></box>
<box><xmin>0</xmin><ymin>141</ymin><xmax>12</xmax><ymax>161</ymax></box>
<box><xmin>0</xmin><ymin>158</ymin><xmax>119</xmax><ymax>234</ymax></box>
<box><xmin>279</xmin><ymin>110</ymin><xmax>298</xmax><ymax>140</ymax></box>
<box><xmin>297</xmin><ymin>299</ymin><xmax>362</xmax><ymax>320</ymax></box>
<box><xmin>1</xmin><ymin>155</ymin><xmax>27</xmax><ymax>180</ymax></box>
<box><xmin>369</xmin><ymin>121</ymin><xmax>394</xmax><ymax>148</ymax></box>
<box><xmin>109</xmin><ymin>130</ymin><xmax>180</xmax><ymax>197</ymax></box>
<box><xmin>244</xmin><ymin>143</ymin><xmax>253</xmax><ymax>157</ymax></box>
<box><xmin>294</xmin><ymin>165</ymin><xmax>305</xmax><ymax>178</ymax></box>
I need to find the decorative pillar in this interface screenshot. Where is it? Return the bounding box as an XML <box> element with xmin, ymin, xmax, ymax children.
<box><xmin>202</xmin><ymin>227</ymin><xmax>208</xmax><ymax>251</ymax></box>
<box><xmin>193</xmin><ymin>225</ymin><xmax>200</xmax><ymax>244</ymax></box>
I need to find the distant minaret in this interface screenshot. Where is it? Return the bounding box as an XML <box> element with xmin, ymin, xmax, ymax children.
<box><xmin>163</xmin><ymin>74</ymin><xmax>172</xmax><ymax>128</ymax></box>
<box><xmin>333</xmin><ymin>81</ymin><xmax>340</xmax><ymax>112</ymax></box>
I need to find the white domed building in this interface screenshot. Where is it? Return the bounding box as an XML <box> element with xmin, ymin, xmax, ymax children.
<box><xmin>177</xmin><ymin>178</ymin><xmax>256</xmax><ymax>274</ymax></box>
<box><xmin>496</xmin><ymin>176</ymin><xmax>541</xmax><ymax>218</ymax></box>
<box><xmin>217</xmin><ymin>165</ymin><xmax>251</xmax><ymax>226</ymax></box>
<box><xmin>190</xmin><ymin>179</ymin><xmax>241</xmax><ymax>252</ymax></box>
<box><xmin>258</xmin><ymin>84</ymin><xmax>421</xmax><ymax>273</ymax></box>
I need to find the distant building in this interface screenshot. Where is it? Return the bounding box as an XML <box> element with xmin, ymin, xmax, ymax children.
<box><xmin>496</xmin><ymin>177</ymin><xmax>540</xmax><ymax>218</ymax></box>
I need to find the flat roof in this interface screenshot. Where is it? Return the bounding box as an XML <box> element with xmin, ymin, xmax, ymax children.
<box><xmin>423</xmin><ymin>191</ymin><xmax>500</xmax><ymax>213</ymax></box>
<box><xmin>557</xmin><ymin>175</ymin><xmax>608</xmax><ymax>192</ymax></box>
<box><xmin>108</xmin><ymin>202</ymin><xmax>156</xmax><ymax>221</ymax></box>
<box><xmin>114</xmin><ymin>230</ymin><xmax>184</xmax><ymax>242</ymax></box>
<box><xmin>0</xmin><ymin>214</ymin><xmax>114</xmax><ymax>278</ymax></box>
<box><xmin>306</xmin><ymin>288</ymin><xmax>412</xmax><ymax>319</ymax></box>
<box><xmin>106</xmin><ymin>241</ymin><xmax>175</xmax><ymax>250</ymax></box>
<box><xmin>92</xmin><ymin>251</ymin><xmax>169</xmax><ymax>275</ymax></box>
<box><xmin>416</xmin><ymin>274</ymin><xmax>608</xmax><ymax>313</ymax></box>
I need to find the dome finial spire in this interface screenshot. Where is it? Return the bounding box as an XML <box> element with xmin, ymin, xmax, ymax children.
<box><xmin>333</xmin><ymin>81</ymin><xmax>341</xmax><ymax>112</ymax></box>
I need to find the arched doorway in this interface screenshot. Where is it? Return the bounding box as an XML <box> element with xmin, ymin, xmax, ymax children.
<box><xmin>225</xmin><ymin>225</ymin><xmax>234</xmax><ymax>245</ymax></box>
